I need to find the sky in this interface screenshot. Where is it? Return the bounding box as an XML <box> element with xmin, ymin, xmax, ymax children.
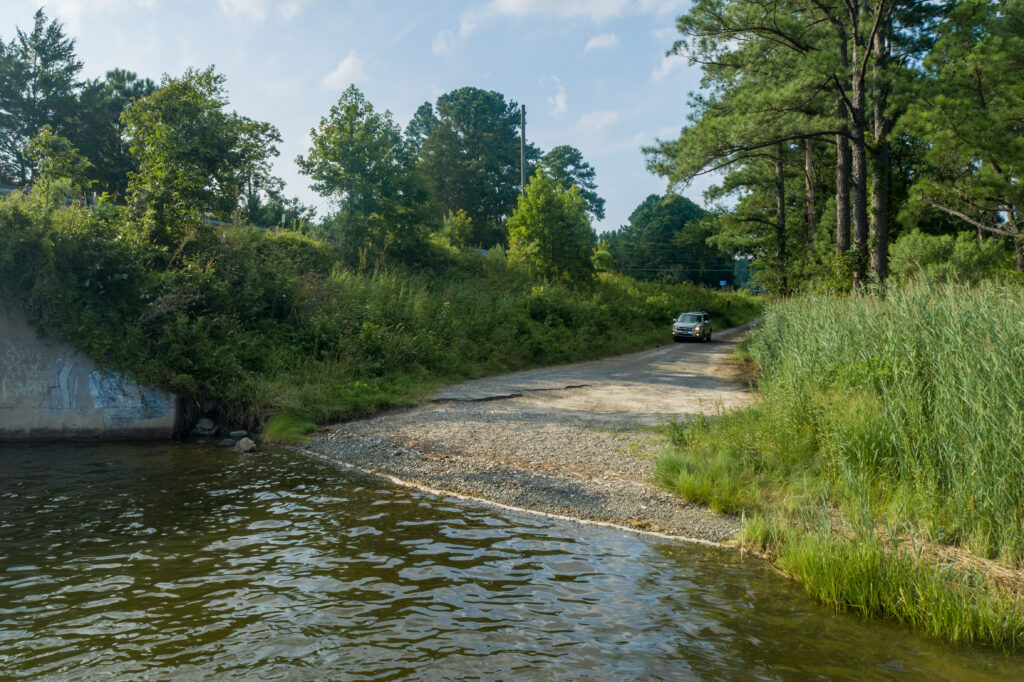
<box><xmin>1</xmin><ymin>0</ymin><xmax>714</xmax><ymax>232</ymax></box>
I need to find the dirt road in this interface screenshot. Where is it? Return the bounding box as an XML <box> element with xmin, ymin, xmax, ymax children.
<box><xmin>302</xmin><ymin>320</ymin><xmax>758</xmax><ymax>544</ymax></box>
<box><xmin>432</xmin><ymin>320</ymin><xmax>757</xmax><ymax>425</ymax></box>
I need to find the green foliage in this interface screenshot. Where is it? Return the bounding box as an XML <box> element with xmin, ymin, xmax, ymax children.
<box><xmin>591</xmin><ymin>241</ymin><xmax>614</xmax><ymax>273</ymax></box>
<box><xmin>416</xmin><ymin>87</ymin><xmax>539</xmax><ymax>247</ymax></box>
<box><xmin>67</xmin><ymin>68</ymin><xmax>156</xmax><ymax>197</ymax></box>
<box><xmin>508</xmin><ymin>171</ymin><xmax>596</xmax><ymax>283</ymax></box>
<box><xmin>403</xmin><ymin>101</ymin><xmax>436</xmax><ymax>155</ymax></box>
<box><xmin>297</xmin><ymin>85</ymin><xmax>428</xmax><ymax>268</ymax></box>
<box><xmin>438</xmin><ymin>209</ymin><xmax>474</xmax><ymax>249</ymax></box>
<box><xmin>0</xmin><ymin>8</ymin><xmax>82</xmax><ymax>185</ymax></box>
<box><xmin>122</xmin><ymin>66</ymin><xmax>282</xmax><ymax>249</ymax></box>
<box><xmin>889</xmin><ymin>229</ymin><xmax>1011</xmax><ymax>284</ymax></box>
<box><xmin>23</xmin><ymin>124</ymin><xmax>92</xmax><ymax>205</ymax></box>
<box><xmin>647</xmin><ymin>0</ymin><xmax>952</xmax><ymax>289</ymax></box>
<box><xmin>540</xmin><ymin>145</ymin><xmax>605</xmax><ymax>220</ymax></box>
<box><xmin>605</xmin><ymin>193</ymin><xmax>735</xmax><ymax>286</ymax></box>
<box><xmin>901</xmin><ymin>0</ymin><xmax>1024</xmax><ymax>262</ymax></box>
<box><xmin>262</xmin><ymin>411</ymin><xmax>318</xmax><ymax>444</ymax></box>
<box><xmin>774</xmin><ymin>524</ymin><xmax>1024</xmax><ymax>650</ymax></box>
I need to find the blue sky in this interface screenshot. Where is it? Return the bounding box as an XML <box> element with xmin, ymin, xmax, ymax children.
<box><xmin>2</xmin><ymin>0</ymin><xmax>712</xmax><ymax>232</ymax></box>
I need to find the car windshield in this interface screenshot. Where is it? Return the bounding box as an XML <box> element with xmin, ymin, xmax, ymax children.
<box><xmin>677</xmin><ymin>314</ymin><xmax>701</xmax><ymax>324</ymax></box>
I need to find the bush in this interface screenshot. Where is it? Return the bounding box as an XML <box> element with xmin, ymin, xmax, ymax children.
<box><xmin>889</xmin><ymin>229</ymin><xmax>1010</xmax><ymax>283</ymax></box>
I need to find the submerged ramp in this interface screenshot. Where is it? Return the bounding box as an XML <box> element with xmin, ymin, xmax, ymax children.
<box><xmin>0</xmin><ymin>307</ymin><xmax>178</xmax><ymax>440</ymax></box>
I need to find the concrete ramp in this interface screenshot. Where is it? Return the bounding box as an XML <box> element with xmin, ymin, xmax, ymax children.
<box><xmin>1</xmin><ymin>307</ymin><xmax>179</xmax><ymax>440</ymax></box>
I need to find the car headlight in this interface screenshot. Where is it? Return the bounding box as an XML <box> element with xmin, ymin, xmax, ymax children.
<box><xmin>695</xmin><ymin>326</ymin><xmax>702</xmax><ymax>332</ymax></box>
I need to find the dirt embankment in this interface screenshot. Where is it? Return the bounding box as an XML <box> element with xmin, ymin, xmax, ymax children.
<box><xmin>302</xmin><ymin>321</ymin><xmax>759</xmax><ymax>544</ymax></box>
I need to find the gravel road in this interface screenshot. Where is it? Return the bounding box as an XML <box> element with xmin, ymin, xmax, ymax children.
<box><xmin>302</xmin><ymin>320</ymin><xmax>759</xmax><ymax>545</ymax></box>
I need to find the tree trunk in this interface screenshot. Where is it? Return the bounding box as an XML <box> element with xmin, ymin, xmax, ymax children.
<box><xmin>805</xmin><ymin>138</ymin><xmax>816</xmax><ymax>249</ymax></box>
<box><xmin>775</xmin><ymin>144</ymin><xmax>788</xmax><ymax>295</ymax></box>
<box><xmin>835</xmin><ymin>38</ymin><xmax>852</xmax><ymax>268</ymax></box>
<box><xmin>1012</xmin><ymin>210</ymin><xmax>1023</xmax><ymax>271</ymax></box>
<box><xmin>870</xmin><ymin>23</ymin><xmax>891</xmax><ymax>286</ymax></box>
<box><xmin>850</xmin><ymin>67</ymin><xmax>869</xmax><ymax>288</ymax></box>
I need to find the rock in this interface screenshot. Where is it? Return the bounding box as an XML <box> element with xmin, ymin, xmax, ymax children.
<box><xmin>192</xmin><ymin>417</ymin><xmax>217</xmax><ymax>437</ymax></box>
<box><xmin>230</xmin><ymin>430</ymin><xmax>248</xmax><ymax>440</ymax></box>
<box><xmin>234</xmin><ymin>437</ymin><xmax>256</xmax><ymax>453</ymax></box>
<box><xmin>218</xmin><ymin>438</ymin><xmax>236</xmax><ymax>448</ymax></box>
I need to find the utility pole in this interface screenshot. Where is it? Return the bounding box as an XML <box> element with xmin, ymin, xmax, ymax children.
<box><xmin>520</xmin><ymin>104</ymin><xmax>526</xmax><ymax>194</ymax></box>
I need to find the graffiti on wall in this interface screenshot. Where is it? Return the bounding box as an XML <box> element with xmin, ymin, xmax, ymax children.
<box><xmin>1</xmin><ymin>339</ymin><xmax>78</xmax><ymax>410</ymax></box>
<box><xmin>88</xmin><ymin>371</ymin><xmax>168</xmax><ymax>425</ymax></box>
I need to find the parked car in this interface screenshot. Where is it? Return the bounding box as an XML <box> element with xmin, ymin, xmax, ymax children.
<box><xmin>672</xmin><ymin>311</ymin><xmax>712</xmax><ymax>342</ymax></box>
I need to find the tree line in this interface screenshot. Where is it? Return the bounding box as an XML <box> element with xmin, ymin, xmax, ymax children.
<box><xmin>1</xmin><ymin>9</ymin><xmax>643</xmax><ymax>284</ymax></box>
<box><xmin>1</xmin><ymin>7</ymin><xmax>746</xmax><ymax>288</ymax></box>
<box><xmin>646</xmin><ymin>0</ymin><xmax>1023</xmax><ymax>292</ymax></box>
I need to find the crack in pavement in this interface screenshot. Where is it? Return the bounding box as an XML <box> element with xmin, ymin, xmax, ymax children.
<box><xmin>431</xmin><ymin>383</ymin><xmax>590</xmax><ymax>402</ymax></box>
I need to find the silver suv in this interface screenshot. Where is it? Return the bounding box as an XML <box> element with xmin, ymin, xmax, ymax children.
<box><xmin>672</xmin><ymin>311</ymin><xmax>712</xmax><ymax>342</ymax></box>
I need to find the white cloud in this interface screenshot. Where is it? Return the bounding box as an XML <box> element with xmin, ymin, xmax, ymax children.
<box><xmin>652</xmin><ymin>52</ymin><xmax>686</xmax><ymax>82</ymax></box>
<box><xmin>459</xmin><ymin>12</ymin><xmax>482</xmax><ymax>38</ymax></box>
<box><xmin>432</xmin><ymin>29</ymin><xmax>456</xmax><ymax>55</ymax></box>
<box><xmin>576</xmin><ymin>109</ymin><xmax>620</xmax><ymax>135</ymax></box>
<box><xmin>545</xmin><ymin>77</ymin><xmax>568</xmax><ymax>115</ymax></box>
<box><xmin>456</xmin><ymin>0</ymin><xmax>679</xmax><ymax>39</ymax></box>
<box><xmin>636</xmin><ymin>0</ymin><xmax>690</xmax><ymax>16</ymax></box>
<box><xmin>217</xmin><ymin>0</ymin><xmax>310</xmax><ymax>23</ymax></box>
<box><xmin>41</xmin><ymin>0</ymin><xmax>157</xmax><ymax>35</ymax></box>
<box><xmin>485</xmin><ymin>0</ymin><xmax>631</xmax><ymax>20</ymax></box>
<box><xmin>320</xmin><ymin>51</ymin><xmax>367</xmax><ymax>91</ymax></box>
<box><xmin>584</xmin><ymin>33</ymin><xmax>619</xmax><ymax>52</ymax></box>
<box><xmin>651</xmin><ymin>26</ymin><xmax>678</xmax><ymax>44</ymax></box>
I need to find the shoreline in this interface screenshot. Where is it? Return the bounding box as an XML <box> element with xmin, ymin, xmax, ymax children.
<box><xmin>298</xmin><ymin>326</ymin><xmax>757</xmax><ymax>548</ymax></box>
<box><xmin>297</xmin><ymin>445</ymin><xmax>736</xmax><ymax>550</ymax></box>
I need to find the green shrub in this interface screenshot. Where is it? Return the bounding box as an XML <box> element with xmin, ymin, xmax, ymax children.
<box><xmin>889</xmin><ymin>229</ymin><xmax>1011</xmax><ymax>283</ymax></box>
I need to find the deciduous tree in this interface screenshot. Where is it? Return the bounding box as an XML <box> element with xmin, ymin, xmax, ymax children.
<box><xmin>122</xmin><ymin>67</ymin><xmax>281</xmax><ymax>249</ymax></box>
<box><xmin>23</xmin><ymin>124</ymin><xmax>91</xmax><ymax>205</ymax></box>
<box><xmin>297</xmin><ymin>84</ymin><xmax>427</xmax><ymax>267</ymax></box>
<box><xmin>508</xmin><ymin>170</ymin><xmax>595</xmax><ymax>283</ymax></box>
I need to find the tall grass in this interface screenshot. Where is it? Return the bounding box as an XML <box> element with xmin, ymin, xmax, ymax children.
<box><xmin>656</xmin><ymin>280</ymin><xmax>1024</xmax><ymax>648</ymax></box>
<box><xmin>749</xmin><ymin>281</ymin><xmax>1024</xmax><ymax>564</ymax></box>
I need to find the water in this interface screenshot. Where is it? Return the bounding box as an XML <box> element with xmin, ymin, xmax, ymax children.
<box><xmin>0</xmin><ymin>443</ymin><xmax>1018</xmax><ymax>680</ymax></box>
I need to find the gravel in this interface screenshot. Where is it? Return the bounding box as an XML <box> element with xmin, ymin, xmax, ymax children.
<box><xmin>300</xmin><ymin>326</ymin><xmax>758</xmax><ymax>546</ymax></box>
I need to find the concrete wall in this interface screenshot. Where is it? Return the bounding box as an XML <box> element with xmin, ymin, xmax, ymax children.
<box><xmin>0</xmin><ymin>307</ymin><xmax>178</xmax><ymax>440</ymax></box>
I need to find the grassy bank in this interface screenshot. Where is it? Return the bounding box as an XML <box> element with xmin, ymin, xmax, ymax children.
<box><xmin>656</xmin><ymin>281</ymin><xmax>1024</xmax><ymax>650</ymax></box>
<box><xmin>0</xmin><ymin>193</ymin><xmax>760</xmax><ymax>433</ymax></box>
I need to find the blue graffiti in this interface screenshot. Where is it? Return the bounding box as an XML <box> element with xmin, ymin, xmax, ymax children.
<box><xmin>89</xmin><ymin>371</ymin><xmax>168</xmax><ymax>424</ymax></box>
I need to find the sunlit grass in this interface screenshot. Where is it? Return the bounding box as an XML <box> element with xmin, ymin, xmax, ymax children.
<box><xmin>656</xmin><ymin>280</ymin><xmax>1024</xmax><ymax>649</ymax></box>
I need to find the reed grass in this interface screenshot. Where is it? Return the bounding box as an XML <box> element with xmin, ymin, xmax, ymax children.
<box><xmin>657</xmin><ymin>280</ymin><xmax>1024</xmax><ymax>649</ymax></box>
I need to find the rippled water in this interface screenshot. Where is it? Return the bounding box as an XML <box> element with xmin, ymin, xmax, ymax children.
<box><xmin>0</xmin><ymin>443</ymin><xmax>1018</xmax><ymax>680</ymax></box>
